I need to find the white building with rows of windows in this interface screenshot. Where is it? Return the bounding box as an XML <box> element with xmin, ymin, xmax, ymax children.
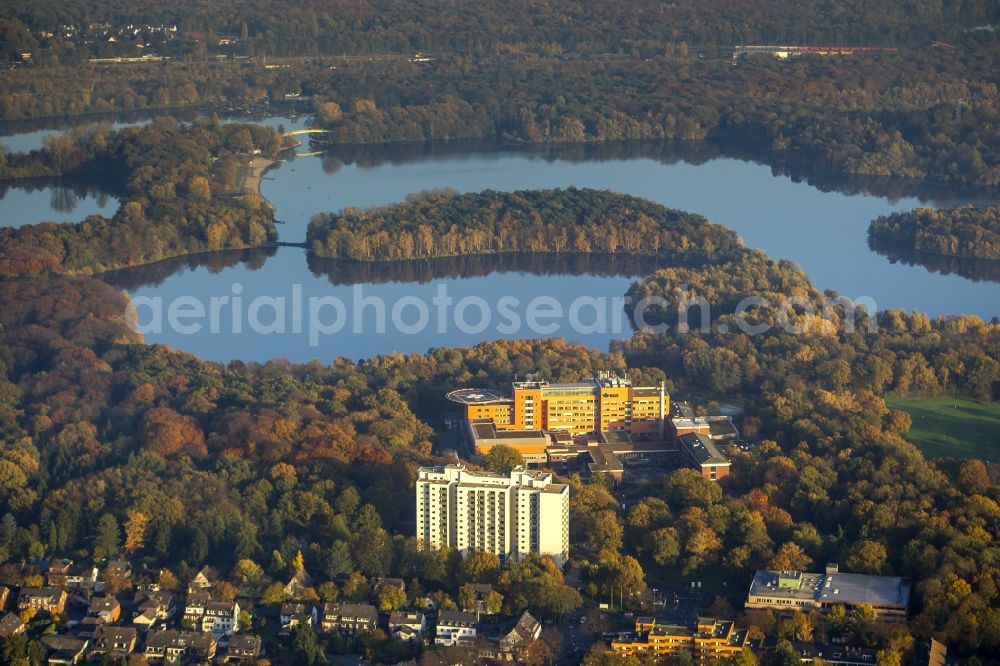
<box><xmin>415</xmin><ymin>465</ymin><xmax>569</xmax><ymax>566</ymax></box>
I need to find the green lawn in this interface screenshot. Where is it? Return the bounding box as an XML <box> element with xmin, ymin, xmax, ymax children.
<box><xmin>886</xmin><ymin>395</ymin><xmax>1000</xmax><ymax>462</ymax></box>
<box><xmin>234</xmin><ymin>165</ymin><xmax>251</xmax><ymax>189</ymax></box>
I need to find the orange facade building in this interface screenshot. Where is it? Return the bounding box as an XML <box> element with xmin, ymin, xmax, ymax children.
<box><xmin>612</xmin><ymin>617</ymin><xmax>750</xmax><ymax>661</ymax></box>
<box><xmin>448</xmin><ymin>372</ymin><xmax>669</xmax><ymax>438</ymax></box>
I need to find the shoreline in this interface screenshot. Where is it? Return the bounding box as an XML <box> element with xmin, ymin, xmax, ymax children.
<box><xmin>243</xmin><ymin>156</ymin><xmax>278</xmax><ymax>198</ymax></box>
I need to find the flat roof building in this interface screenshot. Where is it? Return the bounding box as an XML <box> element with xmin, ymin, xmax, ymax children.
<box><xmin>678</xmin><ymin>433</ymin><xmax>731</xmax><ymax>480</ymax></box>
<box><xmin>612</xmin><ymin>617</ymin><xmax>750</xmax><ymax>660</ymax></box>
<box><xmin>746</xmin><ymin>569</ymin><xmax>910</xmax><ymax>621</ymax></box>
<box><xmin>416</xmin><ymin>464</ymin><xmax>569</xmax><ymax>566</ymax></box>
<box><xmin>448</xmin><ymin>371</ymin><xmax>669</xmax><ymax>438</ymax></box>
<box><xmin>466</xmin><ymin>420</ymin><xmax>552</xmax><ymax>462</ymax></box>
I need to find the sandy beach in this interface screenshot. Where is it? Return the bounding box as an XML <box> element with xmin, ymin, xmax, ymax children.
<box><xmin>243</xmin><ymin>156</ymin><xmax>277</xmax><ymax>196</ymax></box>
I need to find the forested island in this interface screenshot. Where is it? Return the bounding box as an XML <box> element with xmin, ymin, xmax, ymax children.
<box><xmin>0</xmin><ymin>119</ymin><xmax>281</xmax><ymax>275</ymax></box>
<box><xmin>868</xmin><ymin>206</ymin><xmax>1000</xmax><ymax>261</ymax></box>
<box><xmin>308</xmin><ymin>188</ymin><xmax>743</xmax><ymax>262</ymax></box>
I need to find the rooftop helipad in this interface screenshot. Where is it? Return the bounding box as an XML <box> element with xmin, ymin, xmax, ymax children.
<box><xmin>446</xmin><ymin>388</ymin><xmax>509</xmax><ymax>405</ymax></box>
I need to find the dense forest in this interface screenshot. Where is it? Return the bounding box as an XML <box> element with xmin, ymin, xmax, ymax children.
<box><xmin>3</xmin><ymin>0</ymin><xmax>998</xmax><ymax>62</ymax></box>
<box><xmin>868</xmin><ymin>205</ymin><xmax>1000</xmax><ymax>260</ymax></box>
<box><xmin>0</xmin><ymin>116</ymin><xmax>993</xmax><ymax>662</ymax></box>
<box><xmin>608</xmin><ymin>254</ymin><xmax>1000</xmax><ymax>659</ymax></box>
<box><xmin>0</xmin><ymin>119</ymin><xmax>281</xmax><ymax>275</ymax></box>
<box><xmin>2</xmin><ymin>44</ymin><xmax>999</xmax><ymax>186</ymax></box>
<box><xmin>623</xmin><ymin>249</ymin><xmax>999</xmax><ymax>405</ymax></box>
<box><xmin>622</xmin><ymin>251</ymin><xmax>1000</xmax><ymax>410</ymax></box>
<box><xmin>0</xmin><ymin>1</ymin><xmax>998</xmax><ymax>657</ymax></box>
<box><xmin>307</xmin><ymin>188</ymin><xmax>743</xmax><ymax>262</ymax></box>
<box><xmin>0</xmin><ymin>268</ymin><xmax>996</xmax><ymax>659</ymax></box>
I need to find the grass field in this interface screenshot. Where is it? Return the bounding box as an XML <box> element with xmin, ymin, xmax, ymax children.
<box><xmin>886</xmin><ymin>395</ymin><xmax>1000</xmax><ymax>462</ymax></box>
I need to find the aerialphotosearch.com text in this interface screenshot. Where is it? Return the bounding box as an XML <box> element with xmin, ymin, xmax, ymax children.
<box><xmin>129</xmin><ymin>282</ymin><xmax>877</xmax><ymax>346</ymax></box>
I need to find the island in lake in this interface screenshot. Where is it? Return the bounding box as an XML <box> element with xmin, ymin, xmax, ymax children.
<box><xmin>869</xmin><ymin>205</ymin><xmax>1000</xmax><ymax>261</ymax></box>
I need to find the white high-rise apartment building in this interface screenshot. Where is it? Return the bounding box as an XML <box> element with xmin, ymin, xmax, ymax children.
<box><xmin>415</xmin><ymin>465</ymin><xmax>569</xmax><ymax>566</ymax></box>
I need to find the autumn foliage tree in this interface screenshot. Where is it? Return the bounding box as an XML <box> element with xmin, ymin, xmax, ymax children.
<box><xmin>124</xmin><ymin>511</ymin><xmax>149</xmax><ymax>555</ymax></box>
<box><xmin>141</xmin><ymin>407</ymin><xmax>207</xmax><ymax>458</ymax></box>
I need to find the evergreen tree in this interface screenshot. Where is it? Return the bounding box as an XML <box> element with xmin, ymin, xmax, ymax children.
<box><xmin>94</xmin><ymin>513</ymin><xmax>120</xmax><ymax>560</ymax></box>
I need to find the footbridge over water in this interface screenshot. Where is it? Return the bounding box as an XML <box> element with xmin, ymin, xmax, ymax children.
<box><xmin>282</xmin><ymin>128</ymin><xmax>335</xmax><ymax>156</ymax></box>
<box><xmin>282</xmin><ymin>128</ymin><xmax>336</xmax><ymax>138</ymax></box>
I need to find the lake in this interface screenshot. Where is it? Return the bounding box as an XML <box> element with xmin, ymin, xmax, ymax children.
<box><xmin>0</xmin><ymin>109</ymin><xmax>309</xmax><ymax>154</ymax></box>
<box><xmin>117</xmin><ymin>140</ymin><xmax>998</xmax><ymax>362</ymax></box>
<box><xmin>1</xmin><ymin>123</ymin><xmax>997</xmax><ymax>362</ymax></box>
<box><xmin>0</xmin><ymin>179</ymin><xmax>120</xmax><ymax>227</ymax></box>
<box><xmin>105</xmin><ymin>248</ymin><xmax>653</xmax><ymax>363</ymax></box>
<box><xmin>0</xmin><ymin>112</ymin><xmax>305</xmax><ymax>227</ymax></box>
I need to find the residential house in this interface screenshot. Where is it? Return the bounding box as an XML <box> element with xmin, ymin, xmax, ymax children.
<box><xmin>46</xmin><ymin>560</ymin><xmax>99</xmax><ymax>590</ymax></box>
<box><xmin>388</xmin><ymin>611</ymin><xmax>426</xmax><ymax>642</ymax></box>
<box><xmin>0</xmin><ymin>586</ymin><xmax>8</xmax><ymax>610</ymax></box>
<box><xmin>202</xmin><ymin>600</ymin><xmax>241</xmax><ymax>637</ymax></box>
<box><xmin>182</xmin><ymin>591</ymin><xmax>211</xmax><ymax>627</ymax></box>
<box><xmin>132</xmin><ymin>606</ymin><xmax>161</xmax><ymax>631</ymax></box>
<box><xmin>225</xmin><ymin>634</ymin><xmax>263</xmax><ymax>662</ymax></box>
<box><xmin>66</xmin><ymin>563</ymin><xmax>100</xmax><ymax>590</ymax></box>
<box><xmin>0</xmin><ymin>613</ymin><xmax>25</xmax><ymax>638</ymax></box>
<box><xmin>134</xmin><ymin>566</ymin><xmax>169</xmax><ymax>592</ymax></box>
<box><xmin>87</xmin><ymin>596</ymin><xmax>121</xmax><ymax>623</ymax></box>
<box><xmin>188</xmin><ymin>565</ymin><xmax>220</xmax><ymax>592</ymax></box>
<box><xmin>320</xmin><ymin>602</ymin><xmax>378</xmax><ymax>635</ymax></box>
<box><xmin>89</xmin><ymin>626</ymin><xmax>138</xmax><ymax>660</ymax></box>
<box><xmin>283</xmin><ymin>568</ymin><xmax>313</xmax><ymax>599</ymax></box>
<box><xmin>17</xmin><ymin>587</ymin><xmax>68</xmax><ymax>615</ymax></box>
<box><xmin>132</xmin><ymin>590</ymin><xmax>176</xmax><ymax>630</ymax></box>
<box><xmin>80</xmin><ymin>596</ymin><xmax>122</xmax><ymax>637</ymax></box>
<box><xmin>280</xmin><ymin>602</ymin><xmax>317</xmax><ymax>631</ymax></box>
<box><xmin>465</xmin><ymin>583</ymin><xmax>495</xmax><ymax>614</ymax></box>
<box><xmin>104</xmin><ymin>560</ymin><xmax>133</xmax><ymax>580</ymax></box>
<box><xmin>145</xmin><ymin>629</ymin><xmax>217</xmax><ymax>663</ymax></box>
<box><xmin>40</xmin><ymin>634</ymin><xmax>88</xmax><ymax>665</ymax></box>
<box><xmin>97</xmin><ymin>560</ymin><xmax>132</xmax><ymax>592</ymax></box>
<box><xmin>435</xmin><ymin>610</ymin><xmax>478</xmax><ymax>647</ymax></box>
<box><xmin>45</xmin><ymin>560</ymin><xmax>73</xmax><ymax>587</ymax></box>
<box><xmin>371</xmin><ymin>577</ymin><xmax>406</xmax><ymax>596</ymax></box>
<box><xmin>498</xmin><ymin>611</ymin><xmax>541</xmax><ymax>660</ymax></box>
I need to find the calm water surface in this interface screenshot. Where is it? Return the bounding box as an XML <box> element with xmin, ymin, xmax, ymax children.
<box><xmin>0</xmin><ymin>114</ymin><xmax>302</xmax><ymax>227</ymax></box>
<box><xmin>0</xmin><ymin>111</ymin><xmax>307</xmax><ymax>154</ymax></box>
<box><xmin>108</xmin><ymin>248</ymin><xmax>646</xmax><ymax>363</ymax></box>
<box><xmin>262</xmin><ymin>143</ymin><xmax>999</xmax><ymax>317</ymax></box>
<box><xmin>118</xmin><ymin>142</ymin><xmax>999</xmax><ymax>362</ymax></box>
<box><xmin>2</xmin><ymin>122</ymin><xmax>997</xmax><ymax>362</ymax></box>
<box><xmin>0</xmin><ymin>180</ymin><xmax>119</xmax><ymax>227</ymax></box>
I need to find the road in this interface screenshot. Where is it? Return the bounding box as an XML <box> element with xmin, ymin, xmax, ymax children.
<box><xmin>555</xmin><ymin>610</ymin><xmax>595</xmax><ymax>665</ymax></box>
